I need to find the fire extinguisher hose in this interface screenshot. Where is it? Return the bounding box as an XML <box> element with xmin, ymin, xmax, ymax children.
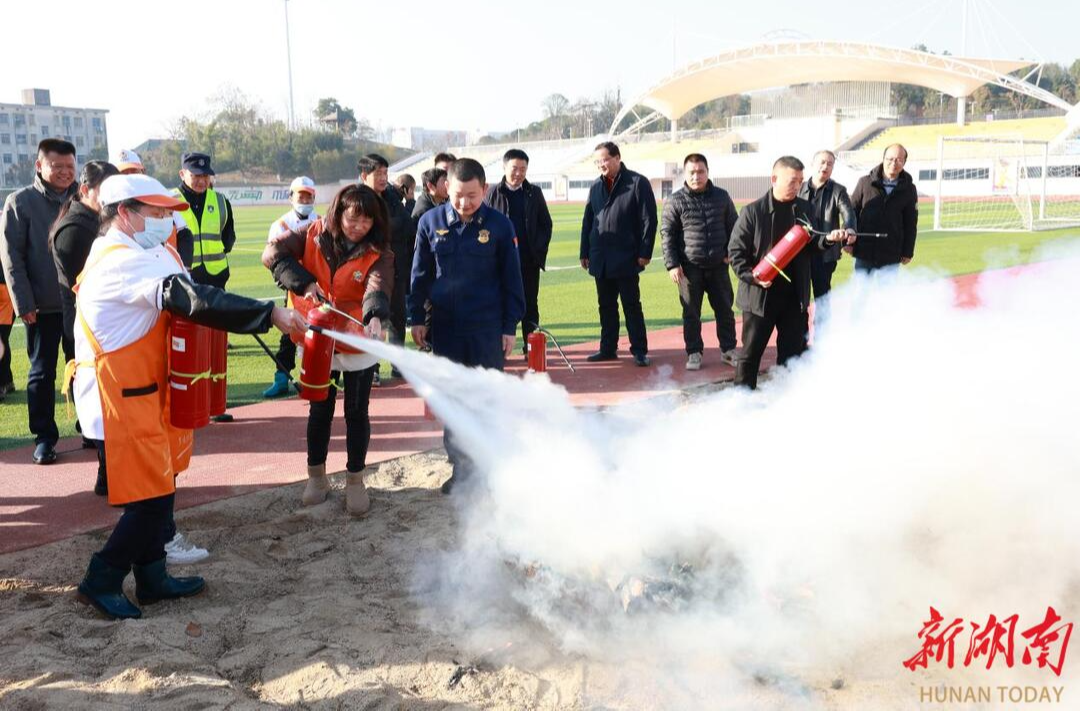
<box><xmin>527</xmin><ymin>322</ymin><xmax>576</xmax><ymax>373</ymax></box>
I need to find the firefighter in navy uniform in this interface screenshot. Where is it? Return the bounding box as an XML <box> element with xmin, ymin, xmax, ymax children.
<box><xmin>409</xmin><ymin>158</ymin><xmax>525</xmax><ymax>494</ymax></box>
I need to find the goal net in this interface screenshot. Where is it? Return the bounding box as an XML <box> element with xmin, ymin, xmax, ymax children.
<box><xmin>934</xmin><ymin>135</ymin><xmax>1080</xmax><ymax>232</ymax></box>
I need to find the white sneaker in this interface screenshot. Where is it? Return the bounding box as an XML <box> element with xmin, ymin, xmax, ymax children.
<box><xmin>720</xmin><ymin>349</ymin><xmax>739</xmax><ymax>367</ymax></box>
<box><xmin>164</xmin><ymin>532</ymin><xmax>209</xmax><ymax>565</ymax></box>
<box><xmin>686</xmin><ymin>352</ymin><xmax>702</xmax><ymax>371</ymax></box>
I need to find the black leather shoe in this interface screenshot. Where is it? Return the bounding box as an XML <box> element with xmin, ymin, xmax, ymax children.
<box><xmin>633</xmin><ymin>354</ymin><xmax>651</xmax><ymax>367</ymax></box>
<box><xmin>81</xmin><ymin>437</ymin><xmax>97</xmax><ymax>450</ymax></box>
<box><xmin>32</xmin><ymin>442</ymin><xmax>57</xmax><ymax>465</ymax></box>
<box><xmin>211</xmin><ymin>413</ymin><xmax>234</xmax><ymax>423</ymax></box>
<box><xmin>586</xmin><ymin>351</ymin><xmax>618</xmax><ymax>363</ymax></box>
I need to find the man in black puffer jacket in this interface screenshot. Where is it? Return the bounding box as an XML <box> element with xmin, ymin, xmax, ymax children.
<box><xmin>661</xmin><ymin>153</ymin><xmax>738</xmax><ymax>371</ymax></box>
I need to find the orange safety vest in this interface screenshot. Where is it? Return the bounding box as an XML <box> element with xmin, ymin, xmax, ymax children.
<box><xmin>0</xmin><ymin>284</ymin><xmax>12</xmax><ymax>326</ymax></box>
<box><xmin>68</xmin><ymin>243</ymin><xmax>194</xmax><ymax>506</ymax></box>
<box><xmin>288</xmin><ymin>219</ymin><xmax>383</xmax><ymax>352</ymax></box>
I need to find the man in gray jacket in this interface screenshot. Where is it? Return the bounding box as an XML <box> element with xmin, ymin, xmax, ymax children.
<box><xmin>798</xmin><ymin>150</ymin><xmax>856</xmax><ymax>327</ymax></box>
<box><xmin>0</xmin><ymin>139</ymin><xmax>78</xmax><ymax>464</ymax></box>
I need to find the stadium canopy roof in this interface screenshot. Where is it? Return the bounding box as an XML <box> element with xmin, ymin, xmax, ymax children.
<box><xmin>611</xmin><ymin>40</ymin><xmax>1071</xmax><ymax>133</ymax></box>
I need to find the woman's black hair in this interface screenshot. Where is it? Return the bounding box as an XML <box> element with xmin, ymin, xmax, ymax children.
<box><xmin>323</xmin><ymin>183</ymin><xmax>390</xmax><ymax>251</ymax></box>
<box><xmin>54</xmin><ymin>161</ymin><xmax>120</xmax><ymax>225</ymax></box>
<box><xmin>97</xmin><ymin>198</ymin><xmax>145</xmax><ymax>235</ymax></box>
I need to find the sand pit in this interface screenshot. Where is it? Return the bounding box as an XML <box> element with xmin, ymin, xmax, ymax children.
<box><xmin>0</xmin><ymin>448</ymin><xmax>943</xmax><ymax>711</ymax></box>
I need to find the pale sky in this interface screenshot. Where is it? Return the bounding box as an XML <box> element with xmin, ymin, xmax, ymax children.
<box><xmin>3</xmin><ymin>0</ymin><xmax>1076</xmax><ymax>153</ymax></box>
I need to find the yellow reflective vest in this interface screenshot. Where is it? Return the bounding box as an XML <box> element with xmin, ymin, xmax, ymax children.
<box><xmin>173</xmin><ymin>187</ymin><xmax>229</xmax><ymax>276</ymax></box>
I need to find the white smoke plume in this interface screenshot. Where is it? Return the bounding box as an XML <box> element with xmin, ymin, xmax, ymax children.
<box><xmin>331</xmin><ymin>242</ymin><xmax>1080</xmax><ymax>708</ymax></box>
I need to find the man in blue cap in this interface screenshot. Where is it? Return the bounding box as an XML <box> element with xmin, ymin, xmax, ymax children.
<box><xmin>172</xmin><ymin>152</ymin><xmax>236</xmax><ymax>290</ymax></box>
<box><xmin>172</xmin><ymin>152</ymin><xmax>237</xmax><ymax>428</ymax></box>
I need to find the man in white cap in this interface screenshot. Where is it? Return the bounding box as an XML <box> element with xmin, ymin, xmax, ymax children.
<box><xmin>262</xmin><ymin>176</ymin><xmax>319</xmax><ymax>398</ymax></box>
<box><xmin>69</xmin><ymin>174</ymin><xmax>305</xmax><ymax>620</ymax></box>
<box><xmin>112</xmin><ymin>148</ymin><xmax>145</xmax><ymax>175</ymax></box>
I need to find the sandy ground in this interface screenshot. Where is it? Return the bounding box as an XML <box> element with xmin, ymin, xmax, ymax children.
<box><xmin>0</xmin><ymin>449</ymin><xmax>1034</xmax><ymax>710</ymax></box>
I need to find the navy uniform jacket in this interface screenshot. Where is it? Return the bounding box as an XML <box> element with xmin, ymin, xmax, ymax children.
<box><xmin>409</xmin><ymin>202</ymin><xmax>526</xmax><ymax>338</ymax></box>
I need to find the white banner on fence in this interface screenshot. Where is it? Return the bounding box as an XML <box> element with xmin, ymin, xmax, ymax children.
<box><xmin>216</xmin><ymin>184</ymin><xmax>344</xmax><ymax>206</ymax></box>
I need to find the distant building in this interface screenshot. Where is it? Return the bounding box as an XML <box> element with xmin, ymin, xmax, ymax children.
<box><xmin>0</xmin><ymin>89</ymin><xmax>109</xmax><ymax>189</ymax></box>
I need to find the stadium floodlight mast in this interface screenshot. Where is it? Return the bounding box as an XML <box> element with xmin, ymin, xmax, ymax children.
<box><xmin>284</xmin><ymin>0</ymin><xmax>296</xmax><ymax>130</ymax></box>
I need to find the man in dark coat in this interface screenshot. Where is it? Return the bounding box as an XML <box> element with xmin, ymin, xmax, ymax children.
<box><xmin>359</xmin><ymin>154</ymin><xmax>415</xmax><ymax>379</ymax></box>
<box><xmin>798</xmin><ymin>149</ymin><xmax>856</xmax><ymax>326</ymax></box>
<box><xmin>0</xmin><ymin>139</ymin><xmax>79</xmax><ymax>464</ymax></box>
<box><xmin>728</xmin><ymin>156</ymin><xmax>852</xmax><ymax>390</ymax></box>
<box><xmin>579</xmin><ymin>142</ymin><xmax>657</xmax><ymax>367</ymax></box>
<box><xmin>661</xmin><ymin>153</ymin><xmax>738</xmax><ymax>371</ymax></box>
<box><xmin>484</xmin><ymin>148</ymin><xmax>553</xmax><ymax>354</ymax></box>
<box><xmin>850</xmin><ymin>143</ymin><xmax>918</xmax><ymax>272</ymax></box>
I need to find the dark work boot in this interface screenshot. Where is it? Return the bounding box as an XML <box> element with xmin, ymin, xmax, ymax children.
<box><xmin>93</xmin><ymin>462</ymin><xmax>108</xmax><ymax>496</ymax></box>
<box><xmin>133</xmin><ymin>558</ymin><xmax>205</xmax><ymax>605</ymax></box>
<box><xmin>76</xmin><ymin>554</ymin><xmax>141</xmax><ymax>620</ymax></box>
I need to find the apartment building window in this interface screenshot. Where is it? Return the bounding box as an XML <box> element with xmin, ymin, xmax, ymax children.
<box><xmin>40</xmin><ymin>125</ymin><xmax>49</xmax><ymax>136</ymax></box>
<box><xmin>74</xmin><ymin>117</ymin><xmax>83</xmax><ymax>128</ymax></box>
<box><xmin>13</xmin><ymin>115</ymin><xmax>25</xmax><ymax>127</ymax></box>
<box><xmin>3</xmin><ymin>154</ymin><xmax>12</xmax><ymax>165</ymax></box>
<box><xmin>15</xmin><ymin>134</ymin><xmax>26</xmax><ymax>145</ymax></box>
<box><xmin>75</xmin><ymin>136</ymin><xmax>84</xmax><ymax>148</ymax></box>
<box><xmin>0</xmin><ymin>134</ymin><xmax>9</xmax><ymax>145</ymax></box>
<box><xmin>0</xmin><ymin>114</ymin><xmax>9</xmax><ymax>125</ymax></box>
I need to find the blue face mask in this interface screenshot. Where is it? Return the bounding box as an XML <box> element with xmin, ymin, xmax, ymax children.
<box><xmin>132</xmin><ymin>215</ymin><xmax>173</xmax><ymax>249</ymax></box>
<box><xmin>295</xmin><ymin>203</ymin><xmax>314</xmax><ymax>217</ymax></box>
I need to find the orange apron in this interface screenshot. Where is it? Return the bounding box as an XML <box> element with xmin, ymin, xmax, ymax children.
<box><xmin>0</xmin><ymin>284</ymin><xmax>13</xmax><ymax>326</ymax></box>
<box><xmin>68</xmin><ymin>244</ymin><xmax>194</xmax><ymax>506</ymax></box>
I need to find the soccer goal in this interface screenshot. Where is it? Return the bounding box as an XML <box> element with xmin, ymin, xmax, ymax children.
<box><xmin>933</xmin><ymin>135</ymin><xmax>1080</xmax><ymax>232</ymax></box>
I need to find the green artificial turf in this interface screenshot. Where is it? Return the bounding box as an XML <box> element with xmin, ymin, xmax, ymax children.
<box><xmin>1</xmin><ymin>202</ymin><xmax>1076</xmax><ymax>450</ymax></box>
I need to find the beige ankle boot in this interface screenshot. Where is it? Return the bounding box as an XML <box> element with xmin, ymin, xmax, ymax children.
<box><xmin>345</xmin><ymin>471</ymin><xmax>370</xmax><ymax>515</ymax></box>
<box><xmin>302</xmin><ymin>464</ymin><xmax>330</xmax><ymax>506</ymax></box>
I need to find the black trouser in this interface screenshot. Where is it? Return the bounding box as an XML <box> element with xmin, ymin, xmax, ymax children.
<box><xmin>25</xmin><ymin>311</ymin><xmax>62</xmax><ymax>445</ymax></box>
<box><xmin>432</xmin><ymin>329</ymin><xmax>505</xmax><ymax>479</ymax></box>
<box><xmin>520</xmin><ymin>259</ymin><xmax>541</xmax><ymax>350</ymax></box>
<box><xmin>734</xmin><ymin>288</ymin><xmax>808</xmax><ymax>390</ymax></box>
<box><xmin>595</xmin><ymin>274</ymin><xmax>648</xmax><ymax>357</ymax></box>
<box><xmin>307</xmin><ymin>366</ymin><xmax>376</xmax><ymax>473</ymax></box>
<box><xmin>388</xmin><ymin>245</ymin><xmax>410</xmax><ymax>347</ymax></box>
<box><xmin>678</xmin><ymin>262</ymin><xmax>737</xmax><ymax>354</ymax></box>
<box><xmin>0</xmin><ymin>322</ymin><xmax>12</xmax><ymax>387</ymax></box>
<box><xmin>810</xmin><ymin>254</ymin><xmax>838</xmax><ymax>328</ymax></box>
<box><xmin>274</xmin><ymin>332</ymin><xmax>296</xmax><ymax>374</ymax></box>
<box><xmin>99</xmin><ymin>492</ymin><xmax>175</xmax><ymax>568</ymax></box>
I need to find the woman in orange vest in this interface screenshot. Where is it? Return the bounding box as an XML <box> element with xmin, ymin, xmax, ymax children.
<box><xmin>0</xmin><ymin>278</ymin><xmax>12</xmax><ymax>399</ymax></box>
<box><xmin>72</xmin><ymin>175</ymin><xmax>306</xmax><ymax>620</ymax></box>
<box><xmin>262</xmin><ymin>184</ymin><xmax>393</xmax><ymax>515</ymax></box>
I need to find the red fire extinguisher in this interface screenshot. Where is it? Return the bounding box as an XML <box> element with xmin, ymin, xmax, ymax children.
<box><xmin>299</xmin><ymin>305</ymin><xmax>336</xmax><ymax>402</ymax></box>
<box><xmin>169</xmin><ymin>316</ymin><xmax>211</xmax><ymax>429</ymax></box>
<box><xmin>752</xmin><ymin>223</ymin><xmax>811</xmax><ymax>284</ymax></box>
<box><xmin>527</xmin><ymin>331</ymin><xmax>547</xmax><ymax>373</ymax></box>
<box><xmin>209</xmin><ymin>328</ymin><xmax>227</xmax><ymax>416</ymax></box>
